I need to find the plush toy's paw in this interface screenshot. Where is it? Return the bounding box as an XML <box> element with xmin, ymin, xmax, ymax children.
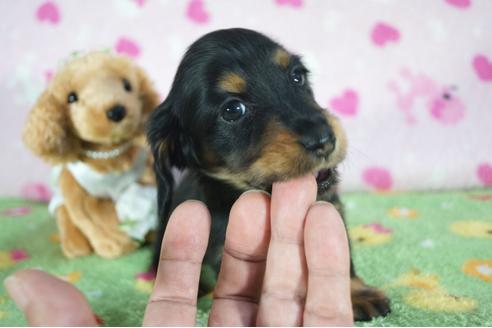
<box><xmin>57</xmin><ymin>206</ymin><xmax>93</xmax><ymax>258</ymax></box>
<box><xmin>92</xmin><ymin>233</ymin><xmax>138</xmax><ymax>259</ymax></box>
<box><xmin>351</xmin><ymin>277</ymin><xmax>391</xmax><ymax>321</ymax></box>
<box><xmin>61</xmin><ymin>235</ymin><xmax>92</xmax><ymax>258</ymax></box>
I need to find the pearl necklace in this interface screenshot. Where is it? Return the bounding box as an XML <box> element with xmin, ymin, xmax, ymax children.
<box><xmin>82</xmin><ymin>141</ymin><xmax>133</xmax><ymax>160</ymax></box>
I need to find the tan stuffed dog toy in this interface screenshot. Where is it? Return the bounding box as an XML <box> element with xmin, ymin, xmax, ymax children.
<box><xmin>23</xmin><ymin>51</ymin><xmax>160</xmax><ymax>259</ymax></box>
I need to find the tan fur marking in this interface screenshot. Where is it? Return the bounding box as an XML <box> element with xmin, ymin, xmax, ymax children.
<box><xmin>251</xmin><ymin>121</ymin><xmax>309</xmax><ymax>180</ymax></box>
<box><xmin>273</xmin><ymin>48</ymin><xmax>291</xmax><ymax>68</ymax></box>
<box><xmin>323</xmin><ymin>111</ymin><xmax>348</xmax><ymax>167</ymax></box>
<box><xmin>205</xmin><ymin>113</ymin><xmax>347</xmax><ymax>191</ymax></box>
<box><xmin>218</xmin><ymin>72</ymin><xmax>246</xmax><ymax>93</ymax></box>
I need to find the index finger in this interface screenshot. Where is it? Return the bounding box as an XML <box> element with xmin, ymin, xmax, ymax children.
<box><xmin>143</xmin><ymin>200</ymin><xmax>211</xmax><ymax>326</ymax></box>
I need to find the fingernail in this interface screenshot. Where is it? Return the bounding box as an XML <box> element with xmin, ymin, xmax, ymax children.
<box><xmin>4</xmin><ymin>275</ymin><xmax>29</xmax><ymax>310</ymax></box>
<box><xmin>314</xmin><ymin>200</ymin><xmax>331</xmax><ymax>205</ymax></box>
<box><xmin>242</xmin><ymin>189</ymin><xmax>271</xmax><ymax>196</ymax></box>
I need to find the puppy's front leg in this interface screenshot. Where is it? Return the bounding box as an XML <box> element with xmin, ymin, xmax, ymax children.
<box><xmin>323</xmin><ymin>192</ymin><xmax>391</xmax><ymax>321</ymax></box>
<box><xmin>59</xmin><ymin>168</ymin><xmax>137</xmax><ymax>258</ymax></box>
<box><xmin>350</xmin><ymin>276</ymin><xmax>391</xmax><ymax>321</ymax></box>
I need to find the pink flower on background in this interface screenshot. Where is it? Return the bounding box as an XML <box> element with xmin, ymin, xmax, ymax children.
<box><xmin>445</xmin><ymin>0</ymin><xmax>471</xmax><ymax>9</ymax></box>
<box><xmin>472</xmin><ymin>55</ymin><xmax>492</xmax><ymax>82</ymax></box>
<box><xmin>36</xmin><ymin>1</ymin><xmax>60</xmax><ymax>24</ymax></box>
<box><xmin>477</xmin><ymin>163</ymin><xmax>492</xmax><ymax>186</ymax></box>
<box><xmin>468</xmin><ymin>194</ymin><xmax>492</xmax><ymax>202</ymax></box>
<box><xmin>10</xmin><ymin>249</ymin><xmax>30</xmax><ymax>262</ymax></box>
<box><xmin>371</xmin><ymin>22</ymin><xmax>400</xmax><ymax>47</ymax></box>
<box><xmin>1</xmin><ymin>207</ymin><xmax>31</xmax><ymax>217</ymax></box>
<box><xmin>115</xmin><ymin>37</ymin><xmax>140</xmax><ymax>58</ymax></box>
<box><xmin>364</xmin><ymin>223</ymin><xmax>393</xmax><ymax>234</ymax></box>
<box><xmin>329</xmin><ymin>89</ymin><xmax>359</xmax><ymax>116</ymax></box>
<box><xmin>186</xmin><ymin>0</ymin><xmax>210</xmax><ymax>24</ymax></box>
<box><xmin>275</xmin><ymin>0</ymin><xmax>303</xmax><ymax>8</ymax></box>
<box><xmin>21</xmin><ymin>183</ymin><xmax>52</xmax><ymax>203</ymax></box>
<box><xmin>363</xmin><ymin>167</ymin><xmax>393</xmax><ymax>191</ymax></box>
<box><xmin>136</xmin><ymin>271</ymin><xmax>156</xmax><ymax>281</ymax></box>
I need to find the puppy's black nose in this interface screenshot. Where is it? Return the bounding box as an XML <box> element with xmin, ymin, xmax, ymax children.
<box><xmin>299</xmin><ymin>125</ymin><xmax>336</xmax><ymax>154</ymax></box>
<box><xmin>107</xmin><ymin>105</ymin><xmax>126</xmax><ymax>122</ymax></box>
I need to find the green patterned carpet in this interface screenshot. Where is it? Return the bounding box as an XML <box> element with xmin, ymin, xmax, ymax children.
<box><xmin>1</xmin><ymin>189</ymin><xmax>491</xmax><ymax>326</ymax></box>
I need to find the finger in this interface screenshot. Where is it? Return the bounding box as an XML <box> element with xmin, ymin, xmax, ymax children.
<box><xmin>257</xmin><ymin>174</ymin><xmax>318</xmax><ymax>326</ymax></box>
<box><xmin>143</xmin><ymin>200</ymin><xmax>211</xmax><ymax>326</ymax></box>
<box><xmin>4</xmin><ymin>269</ymin><xmax>98</xmax><ymax>326</ymax></box>
<box><xmin>303</xmin><ymin>202</ymin><xmax>353</xmax><ymax>326</ymax></box>
<box><xmin>208</xmin><ymin>191</ymin><xmax>271</xmax><ymax>326</ymax></box>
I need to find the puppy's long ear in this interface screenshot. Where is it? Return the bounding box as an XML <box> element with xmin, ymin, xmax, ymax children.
<box><xmin>23</xmin><ymin>89</ymin><xmax>80</xmax><ymax>164</ymax></box>
<box><xmin>146</xmin><ymin>98</ymin><xmax>199</xmax><ymax>270</ymax></box>
<box><xmin>136</xmin><ymin>66</ymin><xmax>160</xmax><ymax>117</ymax></box>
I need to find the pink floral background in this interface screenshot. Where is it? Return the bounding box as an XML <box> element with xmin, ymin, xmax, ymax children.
<box><xmin>1</xmin><ymin>0</ymin><xmax>491</xmax><ymax>197</ymax></box>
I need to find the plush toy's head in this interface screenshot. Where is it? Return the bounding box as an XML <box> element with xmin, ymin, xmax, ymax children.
<box><xmin>23</xmin><ymin>51</ymin><xmax>159</xmax><ymax>163</ymax></box>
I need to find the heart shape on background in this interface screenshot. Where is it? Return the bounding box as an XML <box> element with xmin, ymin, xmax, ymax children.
<box><xmin>371</xmin><ymin>22</ymin><xmax>400</xmax><ymax>47</ymax></box>
<box><xmin>477</xmin><ymin>163</ymin><xmax>492</xmax><ymax>186</ymax></box>
<box><xmin>36</xmin><ymin>1</ymin><xmax>60</xmax><ymax>24</ymax></box>
<box><xmin>21</xmin><ymin>182</ymin><xmax>52</xmax><ymax>203</ymax></box>
<box><xmin>363</xmin><ymin>167</ymin><xmax>393</xmax><ymax>191</ymax></box>
<box><xmin>115</xmin><ymin>37</ymin><xmax>140</xmax><ymax>58</ymax></box>
<box><xmin>186</xmin><ymin>0</ymin><xmax>210</xmax><ymax>24</ymax></box>
<box><xmin>329</xmin><ymin>89</ymin><xmax>359</xmax><ymax>116</ymax></box>
<box><xmin>445</xmin><ymin>0</ymin><xmax>471</xmax><ymax>9</ymax></box>
<box><xmin>276</xmin><ymin>0</ymin><xmax>303</xmax><ymax>8</ymax></box>
<box><xmin>472</xmin><ymin>55</ymin><xmax>492</xmax><ymax>82</ymax></box>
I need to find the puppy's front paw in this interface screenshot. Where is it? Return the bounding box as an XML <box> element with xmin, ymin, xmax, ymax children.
<box><xmin>351</xmin><ymin>277</ymin><xmax>391</xmax><ymax>321</ymax></box>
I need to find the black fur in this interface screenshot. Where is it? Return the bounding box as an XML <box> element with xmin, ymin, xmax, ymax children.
<box><xmin>147</xmin><ymin>28</ymin><xmax>390</xmax><ymax>321</ymax></box>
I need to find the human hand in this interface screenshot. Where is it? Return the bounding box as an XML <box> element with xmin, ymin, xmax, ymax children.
<box><xmin>4</xmin><ymin>174</ymin><xmax>353</xmax><ymax>326</ymax></box>
<box><xmin>144</xmin><ymin>174</ymin><xmax>353</xmax><ymax>326</ymax></box>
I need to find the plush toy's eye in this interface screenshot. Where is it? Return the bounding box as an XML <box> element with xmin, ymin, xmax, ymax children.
<box><xmin>221</xmin><ymin>100</ymin><xmax>247</xmax><ymax>122</ymax></box>
<box><xmin>67</xmin><ymin>92</ymin><xmax>78</xmax><ymax>104</ymax></box>
<box><xmin>291</xmin><ymin>67</ymin><xmax>306</xmax><ymax>86</ymax></box>
<box><xmin>123</xmin><ymin>79</ymin><xmax>132</xmax><ymax>92</ymax></box>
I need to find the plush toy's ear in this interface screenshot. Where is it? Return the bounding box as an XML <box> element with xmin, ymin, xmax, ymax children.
<box><xmin>23</xmin><ymin>89</ymin><xmax>80</xmax><ymax>164</ymax></box>
<box><xmin>136</xmin><ymin>66</ymin><xmax>160</xmax><ymax>117</ymax></box>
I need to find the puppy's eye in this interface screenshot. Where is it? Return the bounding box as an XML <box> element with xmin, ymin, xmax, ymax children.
<box><xmin>67</xmin><ymin>92</ymin><xmax>78</xmax><ymax>104</ymax></box>
<box><xmin>291</xmin><ymin>68</ymin><xmax>306</xmax><ymax>86</ymax></box>
<box><xmin>221</xmin><ymin>100</ymin><xmax>247</xmax><ymax>122</ymax></box>
<box><xmin>123</xmin><ymin>79</ymin><xmax>132</xmax><ymax>92</ymax></box>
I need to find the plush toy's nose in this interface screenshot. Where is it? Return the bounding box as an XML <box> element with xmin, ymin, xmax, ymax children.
<box><xmin>106</xmin><ymin>105</ymin><xmax>126</xmax><ymax>122</ymax></box>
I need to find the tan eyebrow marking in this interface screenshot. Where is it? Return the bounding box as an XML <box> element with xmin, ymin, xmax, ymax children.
<box><xmin>218</xmin><ymin>72</ymin><xmax>247</xmax><ymax>93</ymax></box>
<box><xmin>273</xmin><ymin>48</ymin><xmax>291</xmax><ymax>68</ymax></box>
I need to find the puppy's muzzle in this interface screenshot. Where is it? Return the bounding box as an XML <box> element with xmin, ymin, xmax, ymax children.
<box><xmin>107</xmin><ymin>105</ymin><xmax>127</xmax><ymax>122</ymax></box>
<box><xmin>299</xmin><ymin>122</ymin><xmax>336</xmax><ymax>156</ymax></box>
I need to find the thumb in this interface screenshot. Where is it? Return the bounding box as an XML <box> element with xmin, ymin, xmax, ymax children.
<box><xmin>4</xmin><ymin>269</ymin><xmax>98</xmax><ymax>326</ymax></box>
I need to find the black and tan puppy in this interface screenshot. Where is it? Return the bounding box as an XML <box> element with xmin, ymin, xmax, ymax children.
<box><xmin>147</xmin><ymin>28</ymin><xmax>390</xmax><ymax>321</ymax></box>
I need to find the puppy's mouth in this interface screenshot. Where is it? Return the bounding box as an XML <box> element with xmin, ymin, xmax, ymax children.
<box><xmin>315</xmin><ymin>168</ymin><xmax>338</xmax><ymax>192</ymax></box>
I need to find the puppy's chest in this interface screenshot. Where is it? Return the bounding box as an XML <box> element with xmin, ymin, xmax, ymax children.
<box><xmin>177</xmin><ymin>171</ymin><xmax>343</xmax><ymax>234</ymax></box>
